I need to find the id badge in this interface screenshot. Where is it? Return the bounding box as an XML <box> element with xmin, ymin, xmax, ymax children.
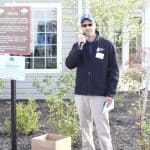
<box><xmin>96</xmin><ymin>53</ymin><xmax>104</xmax><ymax>59</ymax></box>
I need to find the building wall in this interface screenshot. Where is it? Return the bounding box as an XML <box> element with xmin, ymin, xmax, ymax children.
<box><xmin>0</xmin><ymin>0</ymin><xmax>78</xmax><ymax>100</ymax></box>
<box><xmin>0</xmin><ymin>0</ymin><xmax>149</xmax><ymax>100</ymax></box>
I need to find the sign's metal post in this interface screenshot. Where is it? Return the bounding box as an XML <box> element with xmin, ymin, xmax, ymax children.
<box><xmin>10</xmin><ymin>3</ymin><xmax>17</xmax><ymax>150</ymax></box>
<box><xmin>11</xmin><ymin>80</ymin><xmax>17</xmax><ymax>150</ymax></box>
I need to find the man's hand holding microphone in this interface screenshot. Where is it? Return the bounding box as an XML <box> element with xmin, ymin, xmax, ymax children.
<box><xmin>78</xmin><ymin>33</ymin><xmax>88</xmax><ymax>50</ymax></box>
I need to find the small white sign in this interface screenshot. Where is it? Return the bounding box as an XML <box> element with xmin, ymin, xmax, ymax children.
<box><xmin>96</xmin><ymin>53</ymin><xmax>104</xmax><ymax>60</ymax></box>
<box><xmin>0</xmin><ymin>55</ymin><xmax>25</xmax><ymax>81</ymax></box>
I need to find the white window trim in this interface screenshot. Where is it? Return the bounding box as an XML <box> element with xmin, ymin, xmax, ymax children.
<box><xmin>5</xmin><ymin>3</ymin><xmax>62</xmax><ymax>74</ymax></box>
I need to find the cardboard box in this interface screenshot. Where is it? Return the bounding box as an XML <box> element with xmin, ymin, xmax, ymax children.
<box><xmin>31</xmin><ymin>134</ymin><xmax>71</xmax><ymax>150</ymax></box>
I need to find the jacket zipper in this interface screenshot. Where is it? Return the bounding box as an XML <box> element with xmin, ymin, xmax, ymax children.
<box><xmin>87</xmin><ymin>71</ymin><xmax>91</xmax><ymax>95</ymax></box>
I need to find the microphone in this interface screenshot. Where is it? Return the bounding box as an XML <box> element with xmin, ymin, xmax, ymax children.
<box><xmin>79</xmin><ymin>42</ymin><xmax>85</xmax><ymax>50</ymax></box>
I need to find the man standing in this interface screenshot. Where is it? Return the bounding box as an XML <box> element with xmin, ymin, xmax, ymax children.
<box><xmin>65</xmin><ymin>14</ymin><xmax>119</xmax><ymax>150</ymax></box>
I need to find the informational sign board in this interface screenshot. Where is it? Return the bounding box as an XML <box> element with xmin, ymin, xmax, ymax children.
<box><xmin>0</xmin><ymin>55</ymin><xmax>25</xmax><ymax>81</ymax></box>
<box><xmin>0</xmin><ymin>6</ymin><xmax>30</xmax><ymax>55</ymax></box>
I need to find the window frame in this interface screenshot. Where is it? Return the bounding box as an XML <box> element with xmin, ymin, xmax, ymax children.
<box><xmin>5</xmin><ymin>3</ymin><xmax>62</xmax><ymax>74</ymax></box>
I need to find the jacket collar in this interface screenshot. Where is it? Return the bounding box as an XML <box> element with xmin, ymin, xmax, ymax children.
<box><xmin>94</xmin><ymin>31</ymin><xmax>101</xmax><ymax>42</ymax></box>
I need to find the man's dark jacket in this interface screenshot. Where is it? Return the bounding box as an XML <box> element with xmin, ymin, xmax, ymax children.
<box><xmin>65</xmin><ymin>32</ymin><xmax>119</xmax><ymax>97</ymax></box>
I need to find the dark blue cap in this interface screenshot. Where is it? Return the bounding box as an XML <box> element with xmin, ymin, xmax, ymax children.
<box><xmin>80</xmin><ymin>14</ymin><xmax>95</xmax><ymax>24</ymax></box>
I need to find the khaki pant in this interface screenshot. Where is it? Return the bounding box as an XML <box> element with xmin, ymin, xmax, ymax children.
<box><xmin>74</xmin><ymin>95</ymin><xmax>113</xmax><ymax>150</ymax></box>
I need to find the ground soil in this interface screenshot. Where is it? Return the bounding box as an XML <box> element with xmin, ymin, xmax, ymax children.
<box><xmin>0</xmin><ymin>93</ymin><xmax>149</xmax><ymax>150</ymax></box>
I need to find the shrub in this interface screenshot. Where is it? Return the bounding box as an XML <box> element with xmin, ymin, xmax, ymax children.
<box><xmin>118</xmin><ymin>69</ymin><xmax>142</xmax><ymax>93</ymax></box>
<box><xmin>2</xmin><ymin>97</ymin><xmax>41</xmax><ymax>135</ymax></box>
<box><xmin>114</xmin><ymin>94</ymin><xmax>124</xmax><ymax>108</ymax></box>
<box><xmin>138</xmin><ymin>119</ymin><xmax>150</xmax><ymax>150</ymax></box>
<box><xmin>0</xmin><ymin>80</ymin><xmax>5</xmax><ymax>92</ymax></box>
<box><xmin>1</xmin><ymin>120</ymin><xmax>11</xmax><ymax>135</ymax></box>
<box><xmin>16</xmin><ymin>97</ymin><xmax>41</xmax><ymax>135</ymax></box>
<box><xmin>33</xmin><ymin>71</ymin><xmax>81</xmax><ymax>143</ymax></box>
<box><xmin>46</xmin><ymin>95</ymin><xmax>81</xmax><ymax>143</ymax></box>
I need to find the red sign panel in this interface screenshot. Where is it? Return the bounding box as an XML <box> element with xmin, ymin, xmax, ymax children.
<box><xmin>0</xmin><ymin>6</ymin><xmax>31</xmax><ymax>55</ymax></box>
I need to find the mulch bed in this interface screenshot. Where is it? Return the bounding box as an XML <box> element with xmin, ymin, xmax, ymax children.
<box><xmin>0</xmin><ymin>93</ymin><xmax>149</xmax><ymax>150</ymax></box>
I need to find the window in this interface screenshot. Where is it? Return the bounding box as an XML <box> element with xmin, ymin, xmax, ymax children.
<box><xmin>13</xmin><ymin>3</ymin><xmax>62</xmax><ymax>73</ymax></box>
